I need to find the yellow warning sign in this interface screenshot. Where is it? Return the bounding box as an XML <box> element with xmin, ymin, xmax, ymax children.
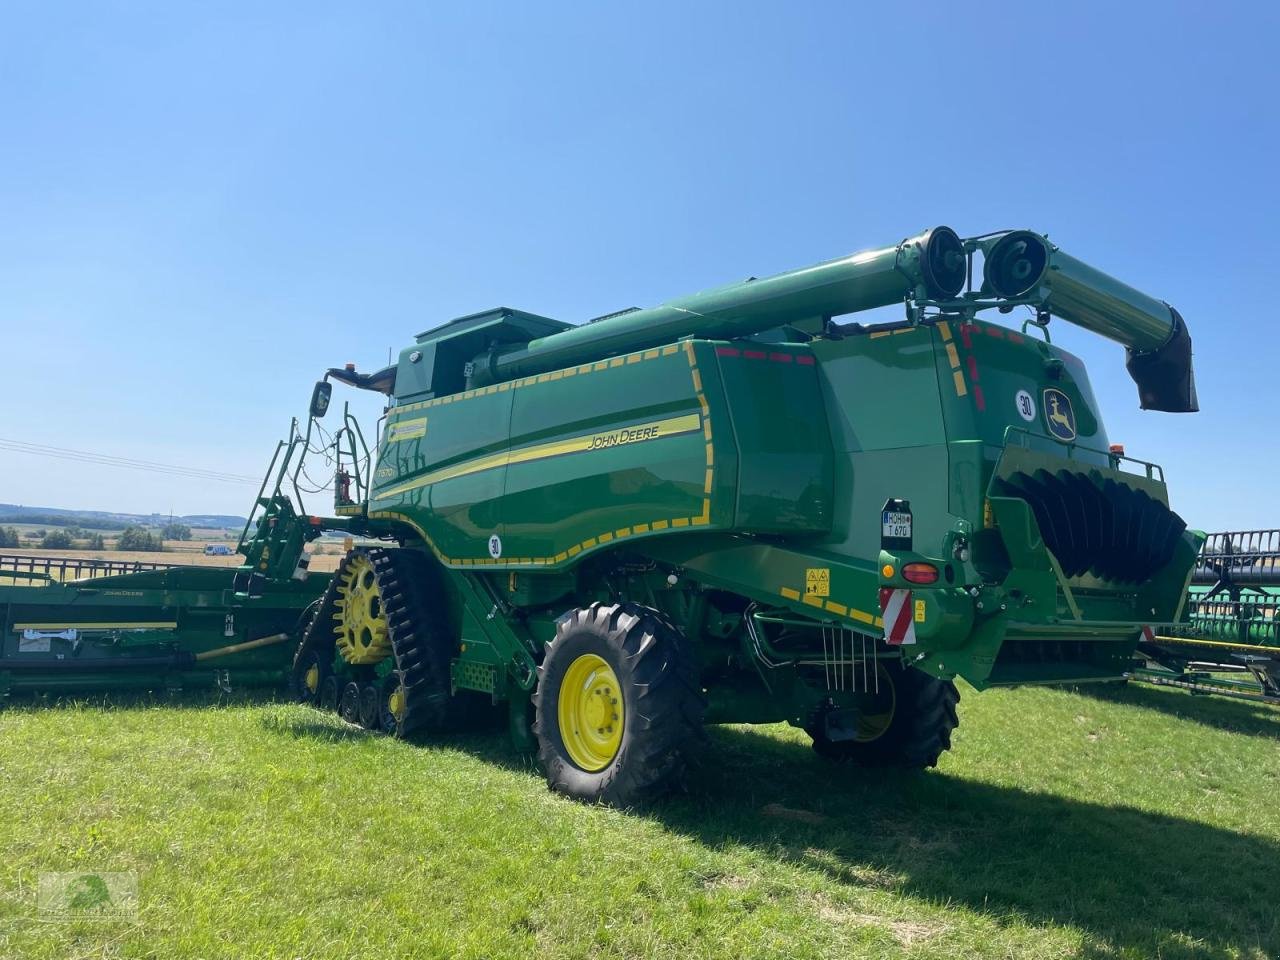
<box><xmin>805</xmin><ymin>568</ymin><xmax>830</xmax><ymax>598</ymax></box>
<box><xmin>914</xmin><ymin>599</ymin><xmax>926</xmax><ymax>622</ymax></box>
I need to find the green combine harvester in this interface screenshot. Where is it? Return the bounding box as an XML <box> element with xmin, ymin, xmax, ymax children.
<box><xmin>1</xmin><ymin>226</ymin><xmax>1205</xmax><ymax>805</ymax></box>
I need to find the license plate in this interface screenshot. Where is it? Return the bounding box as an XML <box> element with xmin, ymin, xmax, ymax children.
<box><xmin>882</xmin><ymin>511</ymin><xmax>912</xmax><ymax>540</ymax></box>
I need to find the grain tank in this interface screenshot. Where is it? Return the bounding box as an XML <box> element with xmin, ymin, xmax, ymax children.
<box><xmin>291</xmin><ymin>225</ymin><xmax>1202</xmax><ymax>804</ymax></box>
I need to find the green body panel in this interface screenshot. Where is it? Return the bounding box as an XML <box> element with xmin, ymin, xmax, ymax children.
<box><xmin>369</xmin><ymin>339</ymin><xmax>832</xmax><ymax>569</ymax></box>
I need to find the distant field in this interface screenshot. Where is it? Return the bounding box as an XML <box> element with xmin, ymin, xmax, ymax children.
<box><xmin>0</xmin><ymin>683</ymin><xmax>1277</xmax><ymax>958</ymax></box>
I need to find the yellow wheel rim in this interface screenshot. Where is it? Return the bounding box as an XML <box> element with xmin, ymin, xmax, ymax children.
<box><xmin>387</xmin><ymin>685</ymin><xmax>406</xmax><ymax>722</ymax></box>
<box><xmin>304</xmin><ymin>663</ymin><xmax>320</xmax><ymax>694</ymax></box>
<box><xmin>854</xmin><ymin>664</ymin><xmax>897</xmax><ymax>742</ymax></box>
<box><xmin>334</xmin><ymin>554</ymin><xmax>392</xmax><ymax>665</ymax></box>
<box><xmin>557</xmin><ymin>653</ymin><xmax>624</xmax><ymax>772</ymax></box>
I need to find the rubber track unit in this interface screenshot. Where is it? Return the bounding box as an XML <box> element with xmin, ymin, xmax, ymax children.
<box><xmin>808</xmin><ymin>663</ymin><xmax>960</xmax><ymax>768</ymax></box>
<box><xmin>533</xmin><ymin>601</ymin><xmax>706</xmax><ymax>806</ymax></box>
<box><xmin>291</xmin><ymin>547</ymin><xmax>453</xmax><ymax>738</ymax></box>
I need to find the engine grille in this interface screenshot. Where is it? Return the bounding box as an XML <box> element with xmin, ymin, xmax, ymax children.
<box><xmin>995</xmin><ymin>468</ymin><xmax>1186</xmax><ymax>584</ymax></box>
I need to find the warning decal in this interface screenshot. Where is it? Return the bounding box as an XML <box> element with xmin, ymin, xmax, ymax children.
<box><xmin>805</xmin><ymin>568</ymin><xmax>830</xmax><ymax>598</ymax></box>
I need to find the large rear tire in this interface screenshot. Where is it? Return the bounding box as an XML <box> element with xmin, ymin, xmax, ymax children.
<box><xmin>806</xmin><ymin>659</ymin><xmax>959</xmax><ymax>768</ymax></box>
<box><xmin>533</xmin><ymin>602</ymin><xmax>704</xmax><ymax>806</ymax></box>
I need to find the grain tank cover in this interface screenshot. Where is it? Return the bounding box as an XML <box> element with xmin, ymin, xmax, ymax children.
<box><xmin>395</xmin><ymin>307</ymin><xmax>571</xmax><ymax>400</ymax></box>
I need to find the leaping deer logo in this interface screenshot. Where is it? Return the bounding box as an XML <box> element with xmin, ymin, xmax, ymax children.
<box><xmin>1043</xmin><ymin>389</ymin><xmax>1077</xmax><ymax>441</ymax></box>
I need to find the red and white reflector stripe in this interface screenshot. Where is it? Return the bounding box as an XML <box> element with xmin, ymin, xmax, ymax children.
<box><xmin>879</xmin><ymin>587</ymin><xmax>916</xmax><ymax>646</ymax></box>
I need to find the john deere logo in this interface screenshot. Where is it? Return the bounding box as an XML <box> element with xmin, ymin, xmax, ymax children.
<box><xmin>1043</xmin><ymin>388</ymin><xmax>1077</xmax><ymax>442</ymax></box>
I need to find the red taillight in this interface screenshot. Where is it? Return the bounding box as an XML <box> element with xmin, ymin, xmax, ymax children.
<box><xmin>902</xmin><ymin>563</ymin><xmax>939</xmax><ymax>585</ymax></box>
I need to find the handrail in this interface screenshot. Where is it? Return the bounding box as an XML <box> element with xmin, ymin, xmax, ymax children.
<box><xmin>1001</xmin><ymin>425</ymin><xmax>1164</xmax><ymax>482</ymax></box>
<box><xmin>0</xmin><ymin>552</ymin><xmax>175</xmax><ymax>584</ymax></box>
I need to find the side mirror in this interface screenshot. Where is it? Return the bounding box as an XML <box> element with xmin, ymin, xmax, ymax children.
<box><xmin>309</xmin><ymin>381</ymin><xmax>332</xmax><ymax>418</ymax></box>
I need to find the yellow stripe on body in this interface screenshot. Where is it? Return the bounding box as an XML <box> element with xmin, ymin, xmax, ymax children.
<box><xmin>375</xmin><ymin>412</ymin><xmax>702</xmax><ymax>501</ymax></box>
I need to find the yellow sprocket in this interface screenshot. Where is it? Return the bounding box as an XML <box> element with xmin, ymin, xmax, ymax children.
<box><xmin>333</xmin><ymin>552</ymin><xmax>392</xmax><ymax>665</ymax></box>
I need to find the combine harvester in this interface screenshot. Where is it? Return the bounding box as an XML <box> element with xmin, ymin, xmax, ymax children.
<box><xmin>1134</xmin><ymin>530</ymin><xmax>1280</xmax><ymax>703</ymax></box>
<box><xmin>1</xmin><ymin>225</ymin><xmax>1205</xmax><ymax>805</ymax></box>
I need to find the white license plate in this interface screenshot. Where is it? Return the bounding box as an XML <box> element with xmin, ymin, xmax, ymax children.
<box><xmin>882</xmin><ymin>511</ymin><xmax>912</xmax><ymax>540</ymax></box>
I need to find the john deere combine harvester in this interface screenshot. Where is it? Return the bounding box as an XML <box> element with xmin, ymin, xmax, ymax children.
<box><xmin>1</xmin><ymin>225</ymin><xmax>1204</xmax><ymax>805</ymax></box>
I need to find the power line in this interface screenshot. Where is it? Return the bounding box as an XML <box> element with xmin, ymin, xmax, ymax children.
<box><xmin>0</xmin><ymin>437</ymin><xmax>260</xmax><ymax>485</ymax></box>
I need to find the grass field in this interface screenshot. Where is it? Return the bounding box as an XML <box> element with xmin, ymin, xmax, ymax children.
<box><xmin>1</xmin><ymin>682</ymin><xmax>1277</xmax><ymax>959</ymax></box>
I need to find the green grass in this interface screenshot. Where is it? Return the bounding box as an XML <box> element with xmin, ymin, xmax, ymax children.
<box><xmin>1</xmin><ymin>682</ymin><xmax>1278</xmax><ymax>960</ymax></box>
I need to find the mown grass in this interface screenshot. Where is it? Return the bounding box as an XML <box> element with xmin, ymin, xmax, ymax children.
<box><xmin>1</xmin><ymin>681</ymin><xmax>1277</xmax><ymax>959</ymax></box>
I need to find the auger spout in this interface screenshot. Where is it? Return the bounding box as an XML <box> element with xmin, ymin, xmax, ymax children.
<box><xmin>982</xmin><ymin>230</ymin><xmax>1197</xmax><ymax>413</ymax></box>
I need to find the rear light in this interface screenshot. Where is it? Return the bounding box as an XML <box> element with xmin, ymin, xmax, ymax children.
<box><xmin>902</xmin><ymin>563</ymin><xmax>939</xmax><ymax>585</ymax></box>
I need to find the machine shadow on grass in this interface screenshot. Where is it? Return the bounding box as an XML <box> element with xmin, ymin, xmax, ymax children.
<box><xmin>335</xmin><ymin>714</ymin><xmax>1278</xmax><ymax>958</ymax></box>
<box><xmin>648</xmin><ymin>726</ymin><xmax>1279</xmax><ymax>960</ymax></box>
<box><xmin>1075</xmin><ymin>681</ymin><xmax>1280</xmax><ymax>741</ymax></box>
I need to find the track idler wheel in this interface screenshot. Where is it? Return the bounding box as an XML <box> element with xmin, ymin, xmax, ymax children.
<box><xmin>291</xmin><ymin>647</ymin><xmax>330</xmax><ymax>706</ymax></box>
<box><xmin>339</xmin><ymin>681</ymin><xmax>362</xmax><ymax>725</ymax></box>
<box><xmin>319</xmin><ymin>675</ymin><xmax>340</xmax><ymax>712</ymax></box>
<box><xmin>358</xmin><ymin>683</ymin><xmax>382</xmax><ymax>731</ymax></box>
<box><xmin>533</xmin><ymin>602</ymin><xmax>705</xmax><ymax>806</ymax></box>
<box><xmin>378</xmin><ymin>674</ymin><xmax>408</xmax><ymax>736</ymax></box>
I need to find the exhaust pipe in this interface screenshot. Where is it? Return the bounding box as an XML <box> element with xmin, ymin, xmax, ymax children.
<box><xmin>982</xmin><ymin>231</ymin><xmax>1197</xmax><ymax>413</ymax></box>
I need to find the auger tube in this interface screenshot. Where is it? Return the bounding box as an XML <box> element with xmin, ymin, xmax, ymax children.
<box><xmin>470</xmin><ymin>225</ymin><xmax>966</xmax><ymax>386</ymax></box>
<box><xmin>983</xmin><ymin>230</ymin><xmax>1197</xmax><ymax>412</ymax></box>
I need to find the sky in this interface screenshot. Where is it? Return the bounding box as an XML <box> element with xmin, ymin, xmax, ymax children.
<box><xmin>1</xmin><ymin>2</ymin><xmax>1277</xmax><ymax>530</ymax></box>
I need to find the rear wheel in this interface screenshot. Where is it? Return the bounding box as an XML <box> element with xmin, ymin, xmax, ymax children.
<box><xmin>533</xmin><ymin>602</ymin><xmax>704</xmax><ymax>806</ymax></box>
<box><xmin>806</xmin><ymin>659</ymin><xmax>959</xmax><ymax>767</ymax></box>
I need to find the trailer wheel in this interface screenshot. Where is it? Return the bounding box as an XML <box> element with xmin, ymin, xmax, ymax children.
<box><xmin>533</xmin><ymin>602</ymin><xmax>704</xmax><ymax>806</ymax></box>
<box><xmin>806</xmin><ymin>660</ymin><xmax>959</xmax><ymax>768</ymax></box>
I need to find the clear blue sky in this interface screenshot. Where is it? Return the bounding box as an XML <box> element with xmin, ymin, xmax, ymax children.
<box><xmin>2</xmin><ymin>2</ymin><xmax>1277</xmax><ymax>529</ymax></box>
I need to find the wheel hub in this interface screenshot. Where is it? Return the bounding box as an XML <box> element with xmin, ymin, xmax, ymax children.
<box><xmin>557</xmin><ymin>653</ymin><xmax>624</xmax><ymax>772</ymax></box>
<box><xmin>387</xmin><ymin>685</ymin><xmax>405</xmax><ymax>722</ymax></box>
<box><xmin>334</xmin><ymin>554</ymin><xmax>392</xmax><ymax>665</ymax></box>
<box><xmin>304</xmin><ymin>663</ymin><xmax>320</xmax><ymax>694</ymax></box>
